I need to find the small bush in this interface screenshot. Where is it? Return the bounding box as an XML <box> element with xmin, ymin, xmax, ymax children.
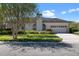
<box><xmin>0</xmin><ymin>28</ymin><xmax>12</xmax><ymax>35</ymax></box>
<box><xmin>18</xmin><ymin>31</ymin><xmax>25</xmax><ymax>34</ymax></box>
<box><xmin>69</xmin><ymin>28</ymin><xmax>78</xmax><ymax>33</ymax></box>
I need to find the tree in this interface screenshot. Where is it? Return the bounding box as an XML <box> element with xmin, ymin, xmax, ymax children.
<box><xmin>0</xmin><ymin>3</ymin><xmax>37</xmax><ymax>39</ymax></box>
<box><xmin>69</xmin><ymin>21</ymin><xmax>78</xmax><ymax>33</ymax></box>
<box><xmin>0</xmin><ymin>4</ymin><xmax>5</xmax><ymax>33</ymax></box>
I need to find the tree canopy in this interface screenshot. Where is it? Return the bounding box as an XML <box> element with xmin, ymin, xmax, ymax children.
<box><xmin>0</xmin><ymin>3</ymin><xmax>38</xmax><ymax>39</ymax></box>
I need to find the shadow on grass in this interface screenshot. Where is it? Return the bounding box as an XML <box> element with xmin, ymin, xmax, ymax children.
<box><xmin>2</xmin><ymin>41</ymin><xmax>73</xmax><ymax>49</ymax></box>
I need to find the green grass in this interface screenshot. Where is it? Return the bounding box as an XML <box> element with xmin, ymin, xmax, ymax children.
<box><xmin>17</xmin><ymin>34</ymin><xmax>62</xmax><ymax>42</ymax></box>
<box><xmin>0</xmin><ymin>34</ymin><xmax>62</xmax><ymax>42</ymax></box>
<box><xmin>0</xmin><ymin>30</ymin><xmax>62</xmax><ymax>42</ymax></box>
<box><xmin>0</xmin><ymin>35</ymin><xmax>12</xmax><ymax>41</ymax></box>
<box><xmin>17</xmin><ymin>38</ymin><xmax>62</xmax><ymax>42</ymax></box>
<box><xmin>22</xmin><ymin>34</ymin><xmax>57</xmax><ymax>37</ymax></box>
<box><xmin>25</xmin><ymin>30</ymin><xmax>53</xmax><ymax>34</ymax></box>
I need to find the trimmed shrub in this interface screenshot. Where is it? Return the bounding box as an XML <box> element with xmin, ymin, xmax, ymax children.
<box><xmin>0</xmin><ymin>28</ymin><xmax>12</xmax><ymax>35</ymax></box>
<box><xmin>69</xmin><ymin>28</ymin><xmax>78</xmax><ymax>33</ymax></box>
<box><xmin>25</xmin><ymin>30</ymin><xmax>52</xmax><ymax>34</ymax></box>
<box><xmin>18</xmin><ymin>31</ymin><xmax>25</xmax><ymax>34</ymax></box>
<box><xmin>25</xmin><ymin>30</ymin><xmax>39</xmax><ymax>34</ymax></box>
<box><xmin>16</xmin><ymin>37</ymin><xmax>62</xmax><ymax>42</ymax></box>
<box><xmin>39</xmin><ymin>31</ymin><xmax>52</xmax><ymax>34</ymax></box>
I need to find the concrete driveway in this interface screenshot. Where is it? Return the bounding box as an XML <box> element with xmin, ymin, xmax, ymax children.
<box><xmin>56</xmin><ymin>34</ymin><xmax>79</xmax><ymax>44</ymax></box>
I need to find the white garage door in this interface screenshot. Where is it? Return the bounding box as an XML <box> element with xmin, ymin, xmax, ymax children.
<box><xmin>51</xmin><ymin>27</ymin><xmax>67</xmax><ymax>33</ymax></box>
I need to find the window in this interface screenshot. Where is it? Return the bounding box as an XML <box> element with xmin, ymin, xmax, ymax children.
<box><xmin>42</xmin><ymin>24</ymin><xmax>46</xmax><ymax>30</ymax></box>
<box><xmin>51</xmin><ymin>26</ymin><xmax>67</xmax><ymax>28</ymax></box>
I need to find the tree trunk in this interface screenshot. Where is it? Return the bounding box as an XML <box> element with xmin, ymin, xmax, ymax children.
<box><xmin>23</xmin><ymin>24</ymin><xmax>26</xmax><ymax>34</ymax></box>
<box><xmin>12</xmin><ymin>24</ymin><xmax>18</xmax><ymax>40</ymax></box>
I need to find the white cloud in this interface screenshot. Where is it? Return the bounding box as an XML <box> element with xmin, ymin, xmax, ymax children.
<box><xmin>51</xmin><ymin>10</ymin><xmax>55</xmax><ymax>12</ymax></box>
<box><xmin>68</xmin><ymin>8</ymin><xmax>79</xmax><ymax>13</ymax></box>
<box><xmin>68</xmin><ymin>9</ymin><xmax>76</xmax><ymax>13</ymax></box>
<box><xmin>61</xmin><ymin>11</ymin><xmax>66</xmax><ymax>14</ymax></box>
<box><xmin>42</xmin><ymin>10</ymin><xmax>56</xmax><ymax>18</ymax></box>
<box><xmin>61</xmin><ymin>8</ymin><xmax>79</xmax><ymax>14</ymax></box>
<box><xmin>76</xmin><ymin>8</ymin><xmax>79</xmax><ymax>11</ymax></box>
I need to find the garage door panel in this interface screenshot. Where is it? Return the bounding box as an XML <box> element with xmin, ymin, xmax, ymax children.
<box><xmin>51</xmin><ymin>27</ymin><xmax>67</xmax><ymax>33</ymax></box>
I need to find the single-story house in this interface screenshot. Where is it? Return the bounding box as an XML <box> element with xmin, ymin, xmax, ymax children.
<box><xmin>17</xmin><ymin>17</ymin><xmax>69</xmax><ymax>33</ymax></box>
<box><xmin>0</xmin><ymin>17</ymin><xmax>70</xmax><ymax>33</ymax></box>
<box><xmin>25</xmin><ymin>17</ymin><xmax>69</xmax><ymax>33</ymax></box>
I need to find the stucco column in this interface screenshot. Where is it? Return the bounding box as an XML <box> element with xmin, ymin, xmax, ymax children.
<box><xmin>36</xmin><ymin>18</ymin><xmax>42</xmax><ymax>31</ymax></box>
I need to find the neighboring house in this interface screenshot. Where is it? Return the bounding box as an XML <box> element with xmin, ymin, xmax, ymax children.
<box><xmin>0</xmin><ymin>17</ymin><xmax>70</xmax><ymax>33</ymax></box>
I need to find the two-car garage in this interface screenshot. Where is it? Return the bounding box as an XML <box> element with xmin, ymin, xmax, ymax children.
<box><xmin>44</xmin><ymin>22</ymin><xmax>69</xmax><ymax>33</ymax></box>
<box><xmin>51</xmin><ymin>26</ymin><xmax>68</xmax><ymax>33</ymax></box>
<box><xmin>50</xmin><ymin>22</ymin><xmax>69</xmax><ymax>33</ymax></box>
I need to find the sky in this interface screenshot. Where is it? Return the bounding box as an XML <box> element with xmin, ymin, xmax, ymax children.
<box><xmin>37</xmin><ymin>3</ymin><xmax>79</xmax><ymax>22</ymax></box>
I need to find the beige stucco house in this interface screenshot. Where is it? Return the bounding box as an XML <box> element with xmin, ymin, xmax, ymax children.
<box><xmin>16</xmin><ymin>17</ymin><xmax>69</xmax><ymax>33</ymax></box>
<box><xmin>0</xmin><ymin>16</ymin><xmax>69</xmax><ymax>33</ymax></box>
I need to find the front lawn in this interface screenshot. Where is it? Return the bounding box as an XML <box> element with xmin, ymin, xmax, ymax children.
<box><xmin>0</xmin><ymin>35</ymin><xmax>13</xmax><ymax>41</ymax></box>
<box><xmin>0</xmin><ymin>30</ymin><xmax>62</xmax><ymax>42</ymax></box>
<box><xmin>17</xmin><ymin>34</ymin><xmax>62</xmax><ymax>42</ymax></box>
<box><xmin>0</xmin><ymin>34</ymin><xmax>62</xmax><ymax>42</ymax></box>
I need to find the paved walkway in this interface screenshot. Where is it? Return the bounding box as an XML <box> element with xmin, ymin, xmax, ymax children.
<box><xmin>56</xmin><ymin>34</ymin><xmax>79</xmax><ymax>44</ymax></box>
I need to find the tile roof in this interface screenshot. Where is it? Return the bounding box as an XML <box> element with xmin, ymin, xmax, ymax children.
<box><xmin>31</xmin><ymin>17</ymin><xmax>69</xmax><ymax>23</ymax></box>
<box><xmin>5</xmin><ymin>17</ymin><xmax>69</xmax><ymax>23</ymax></box>
<box><xmin>42</xmin><ymin>18</ymin><xmax>69</xmax><ymax>23</ymax></box>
